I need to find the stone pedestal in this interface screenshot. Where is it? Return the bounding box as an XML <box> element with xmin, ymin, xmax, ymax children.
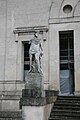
<box><xmin>19</xmin><ymin>72</ymin><xmax>57</xmax><ymax>120</ymax></box>
<box><xmin>25</xmin><ymin>72</ymin><xmax>44</xmax><ymax>97</ymax></box>
<box><xmin>22</xmin><ymin>106</ymin><xmax>44</xmax><ymax>120</ymax></box>
<box><xmin>19</xmin><ymin>90</ymin><xmax>57</xmax><ymax>120</ymax></box>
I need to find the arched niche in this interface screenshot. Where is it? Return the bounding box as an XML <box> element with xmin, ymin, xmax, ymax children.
<box><xmin>49</xmin><ymin>0</ymin><xmax>79</xmax><ymax>19</ymax></box>
<box><xmin>74</xmin><ymin>1</ymin><xmax>80</xmax><ymax>17</ymax></box>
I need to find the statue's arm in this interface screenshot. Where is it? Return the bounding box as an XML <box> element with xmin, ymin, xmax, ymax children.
<box><xmin>39</xmin><ymin>39</ymin><xmax>43</xmax><ymax>51</ymax></box>
<box><xmin>40</xmin><ymin>40</ymin><xmax>43</xmax><ymax>55</ymax></box>
<box><xmin>29</xmin><ymin>39</ymin><xmax>32</xmax><ymax>44</ymax></box>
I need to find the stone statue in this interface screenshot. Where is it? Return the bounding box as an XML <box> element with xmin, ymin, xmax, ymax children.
<box><xmin>29</xmin><ymin>32</ymin><xmax>43</xmax><ymax>73</ymax></box>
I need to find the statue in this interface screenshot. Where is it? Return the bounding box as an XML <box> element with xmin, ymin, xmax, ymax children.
<box><xmin>29</xmin><ymin>32</ymin><xmax>43</xmax><ymax>73</ymax></box>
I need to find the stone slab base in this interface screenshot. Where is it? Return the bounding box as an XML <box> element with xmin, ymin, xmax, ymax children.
<box><xmin>25</xmin><ymin>73</ymin><xmax>43</xmax><ymax>89</ymax></box>
<box><xmin>25</xmin><ymin>73</ymin><xmax>44</xmax><ymax>97</ymax></box>
<box><xmin>74</xmin><ymin>91</ymin><xmax>80</xmax><ymax>96</ymax></box>
<box><xmin>20</xmin><ymin>89</ymin><xmax>57</xmax><ymax>108</ymax></box>
<box><xmin>0</xmin><ymin>111</ymin><xmax>22</xmax><ymax>120</ymax></box>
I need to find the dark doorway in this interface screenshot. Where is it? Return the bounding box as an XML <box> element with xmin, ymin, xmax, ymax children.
<box><xmin>59</xmin><ymin>31</ymin><xmax>74</xmax><ymax>95</ymax></box>
<box><xmin>24</xmin><ymin>42</ymin><xmax>30</xmax><ymax>81</ymax></box>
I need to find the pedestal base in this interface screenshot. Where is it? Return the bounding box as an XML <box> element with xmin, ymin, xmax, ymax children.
<box><xmin>25</xmin><ymin>72</ymin><xmax>44</xmax><ymax>97</ymax></box>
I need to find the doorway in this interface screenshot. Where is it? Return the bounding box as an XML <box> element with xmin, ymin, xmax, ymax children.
<box><xmin>59</xmin><ymin>31</ymin><xmax>74</xmax><ymax>95</ymax></box>
<box><xmin>24</xmin><ymin>42</ymin><xmax>30</xmax><ymax>81</ymax></box>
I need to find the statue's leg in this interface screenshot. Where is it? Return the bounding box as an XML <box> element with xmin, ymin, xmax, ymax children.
<box><xmin>35</xmin><ymin>53</ymin><xmax>40</xmax><ymax>72</ymax></box>
<box><xmin>29</xmin><ymin>54</ymin><xmax>32</xmax><ymax>72</ymax></box>
<box><xmin>39</xmin><ymin>55</ymin><xmax>43</xmax><ymax>74</ymax></box>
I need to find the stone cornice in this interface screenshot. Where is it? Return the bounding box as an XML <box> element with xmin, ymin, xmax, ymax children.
<box><xmin>20</xmin><ymin>96</ymin><xmax>57</xmax><ymax>107</ymax></box>
<box><xmin>49</xmin><ymin>16</ymin><xmax>80</xmax><ymax>24</ymax></box>
<box><xmin>19</xmin><ymin>89</ymin><xmax>58</xmax><ymax>108</ymax></box>
<box><xmin>13</xmin><ymin>26</ymin><xmax>48</xmax><ymax>34</ymax></box>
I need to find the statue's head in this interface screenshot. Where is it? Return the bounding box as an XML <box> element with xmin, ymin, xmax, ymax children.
<box><xmin>34</xmin><ymin>32</ymin><xmax>38</xmax><ymax>38</ymax></box>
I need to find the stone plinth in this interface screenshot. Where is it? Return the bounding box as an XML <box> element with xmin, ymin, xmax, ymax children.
<box><xmin>20</xmin><ymin>90</ymin><xmax>57</xmax><ymax>120</ymax></box>
<box><xmin>25</xmin><ymin>72</ymin><xmax>44</xmax><ymax>97</ymax></box>
<box><xmin>20</xmin><ymin>72</ymin><xmax>57</xmax><ymax>120</ymax></box>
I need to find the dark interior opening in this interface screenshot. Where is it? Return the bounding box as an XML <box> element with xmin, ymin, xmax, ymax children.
<box><xmin>59</xmin><ymin>30</ymin><xmax>74</xmax><ymax>94</ymax></box>
<box><xmin>24</xmin><ymin>42</ymin><xmax>30</xmax><ymax>71</ymax></box>
<box><xmin>24</xmin><ymin>42</ymin><xmax>30</xmax><ymax>81</ymax></box>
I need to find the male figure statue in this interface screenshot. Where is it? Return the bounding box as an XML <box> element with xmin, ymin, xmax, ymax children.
<box><xmin>29</xmin><ymin>32</ymin><xmax>43</xmax><ymax>73</ymax></box>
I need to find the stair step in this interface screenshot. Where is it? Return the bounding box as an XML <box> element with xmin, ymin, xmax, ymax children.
<box><xmin>48</xmin><ymin>96</ymin><xmax>80</xmax><ymax>120</ymax></box>
<box><xmin>54</xmin><ymin>102</ymin><xmax>80</xmax><ymax>106</ymax></box>
<box><xmin>52</xmin><ymin>109</ymin><xmax>80</xmax><ymax>113</ymax></box>
<box><xmin>53</xmin><ymin>105</ymin><xmax>80</xmax><ymax>110</ymax></box>
<box><xmin>49</xmin><ymin>116</ymin><xmax>80</xmax><ymax>120</ymax></box>
<box><xmin>56</xmin><ymin>99</ymin><xmax>80</xmax><ymax>103</ymax></box>
<box><xmin>0</xmin><ymin>111</ymin><xmax>22</xmax><ymax>119</ymax></box>
<box><xmin>50</xmin><ymin>111</ymin><xmax>80</xmax><ymax>117</ymax></box>
<box><xmin>58</xmin><ymin>96</ymin><xmax>80</xmax><ymax>100</ymax></box>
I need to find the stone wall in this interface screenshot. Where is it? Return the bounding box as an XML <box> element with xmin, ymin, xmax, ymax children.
<box><xmin>0</xmin><ymin>0</ymin><xmax>80</xmax><ymax>102</ymax></box>
<box><xmin>0</xmin><ymin>111</ymin><xmax>22</xmax><ymax>120</ymax></box>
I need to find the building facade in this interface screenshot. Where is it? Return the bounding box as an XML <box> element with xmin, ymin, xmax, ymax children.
<box><xmin>0</xmin><ymin>0</ymin><xmax>80</xmax><ymax>112</ymax></box>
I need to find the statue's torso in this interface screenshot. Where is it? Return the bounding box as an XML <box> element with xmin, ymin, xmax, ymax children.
<box><xmin>29</xmin><ymin>38</ymin><xmax>41</xmax><ymax>54</ymax></box>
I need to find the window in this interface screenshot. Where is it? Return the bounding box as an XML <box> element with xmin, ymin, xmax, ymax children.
<box><xmin>24</xmin><ymin>42</ymin><xmax>30</xmax><ymax>81</ymax></box>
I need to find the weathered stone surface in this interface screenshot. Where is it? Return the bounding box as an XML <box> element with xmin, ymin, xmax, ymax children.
<box><xmin>1</xmin><ymin>1</ymin><xmax>80</xmax><ymax>112</ymax></box>
<box><xmin>20</xmin><ymin>89</ymin><xmax>57</xmax><ymax>107</ymax></box>
<box><xmin>0</xmin><ymin>111</ymin><xmax>22</xmax><ymax>120</ymax></box>
<box><xmin>25</xmin><ymin>73</ymin><xmax>43</xmax><ymax>88</ymax></box>
<box><xmin>20</xmin><ymin>96</ymin><xmax>56</xmax><ymax>107</ymax></box>
<box><xmin>0</xmin><ymin>118</ymin><xmax>22</xmax><ymax>119</ymax></box>
<box><xmin>22</xmin><ymin>89</ymin><xmax>58</xmax><ymax>98</ymax></box>
<box><xmin>25</xmin><ymin>73</ymin><xmax>44</xmax><ymax>97</ymax></box>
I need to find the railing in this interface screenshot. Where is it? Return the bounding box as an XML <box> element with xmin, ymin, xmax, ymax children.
<box><xmin>60</xmin><ymin>49</ymin><xmax>74</xmax><ymax>64</ymax></box>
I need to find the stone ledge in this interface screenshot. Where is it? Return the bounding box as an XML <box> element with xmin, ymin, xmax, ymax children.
<box><xmin>22</xmin><ymin>89</ymin><xmax>59</xmax><ymax>97</ymax></box>
<box><xmin>0</xmin><ymin>91</ymin><xmax>22</xmax><ymax>100</ymax></box>
<box><xmin>0</xmin><ymin>91</ymin><xmax>22</xmax><ymax>96</ymax></box>
<box><xmin>0</xmin><ymin>111</ymin><xmax>22</xmax><ymax>118</ymax></box>
<box><xmin>49</xmin><ymin>16</ymin><xmax>80</xmax><ymax>24</ymax></box>
<box><xmin>20</xmin><ymin>89</ymin><xmax>58</xmax><ymax>108</ymax></box>
<box><xmin>0</xmin><ymin>95</ymin><xmax>20</xmax><ymax>100</ymax></box>
<box><xmin>20</xmin><ymin>96</ymin><xmax>57</xmax><ymax>108</ymax></box>
<box><xmin>45</xmin><ymin>90</ymin><xmax>59</xmax><ymax>97</ymax></box>
<box><xmin>13</xmin><ymin>26</ymin><xmax>48</xmax><ymax>34</ymax></box>
<box><xmin>0</xmin><ymin>118</ymin><xmax>21</xmax><ymax>120</ymax></box>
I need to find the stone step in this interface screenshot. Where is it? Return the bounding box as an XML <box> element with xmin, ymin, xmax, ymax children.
<box><xmin>50</xmin><ymin>110</ymin><xmax>80</xmax><ymax>117</ymax></box>
<box><xmin>56</xmin><ymin>99</ymin><xmax>80</xmax><ymax>103</ymax></box>
<box><xmin>48</xmin><ymin>96</ymin><xmax>80</xmax><ymax>120</ymax></box>
<box><xmin>49</xmin><ymin>116</ymin><xmax>80</xmax><ymax>120</ymax></box>
<box><xmin>0</xmin><ymin>118</ymin><xmax>21</xmax><ymax>120</ymax></box>
<box><xmin>54</xmin><ymin>101</ymin><xmax>80</xmax><ymax>106</ymax></box>
<box><xmin>52</xmin><ymin>109</ymin><xmax>80</xmax><ymax>114</ymax></box>
<box><xmin>57</xmin><ymin>96</ymin><xmax>80</xmax><ymax>100</ymax></box>
<box><xmin>53</xmin><ymin>105</ymin><xmax>80</xmax><ymax>110</ymax></box>
<box><xmin>0</xmin><ymin>111</ymin><xmax>22</xmax><ymax>120</ymax></box>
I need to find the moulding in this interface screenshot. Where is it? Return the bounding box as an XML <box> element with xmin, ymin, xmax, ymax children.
<box><xmin>49</xmin><ymin>16</ymin><xmax>80</xmax><ymax>24</ymax></box>
<box><xmin>13</xmin><ymin>26</ymin><xmax>48</xmax><ymax>34</ymax></box>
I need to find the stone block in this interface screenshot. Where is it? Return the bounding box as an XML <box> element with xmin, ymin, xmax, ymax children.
<box><xmin>0</xmin><ymin>84</ymin><xmax>4</xmax><ymax>91</ymax></box>
<box><xmin>0</xmin><ymin>56</ymin><xmax>5</xmax><ymax>81</ymax></box>
<box><xmin>22</xmin><ymin>106</ymin><xmax>44</xmax><ymax>120</ymax></box>
<box><xmin>2</xmin><ymin>100</ymin><xmax>19</xmax><ymax>111</ymax></box>
<box><xmin>0</xmin><ymin>101</ymin><xmax>2</xmax><ymax>110</ymax></box>
<box><xmin>25</xmin><ymin>73</ymin><xmax>43</xmax><ymax>88</ymax></box>
<box><xmin>16</xmin><ymin>83</ymin><xmax>25</xmax><ymax>91</ymax></box>
<box><xmin>5</xmin><ymin>57</ymin><xmax>17</xmax><ymax>80</ymax></box>
<box><xmin>0</xmin><ymin>111</ymin><xmax>22</xmax><ymax>119</ymax></box>
<box><xmin>25</xmin><ymin>73</ymin><xmax>44</xmax><ymax>97</ymax></box>
<box><xmin>5</xmin><ymin>83</ymin><xmax>16</xmax><ymax>91</ymax></box>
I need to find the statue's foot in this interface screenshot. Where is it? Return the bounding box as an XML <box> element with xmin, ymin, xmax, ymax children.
<box><xmin>38</xmin><ymin>69</ymin><xmax>42</xmax><ymax>74</ymax></box>
<box><xmin>38</xmin><ymin>70</ymin><xmax>40</xmax><ymax>73</ymax></box>
<box><xmin>28</xmin><ymin>70</ymin><xmax>32</xmax><ymax>73</ymax></box>
<box><xmin>38</xmin><ymin>69</ymin><xmax>43</xmax><ymax>74</ymax></box>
